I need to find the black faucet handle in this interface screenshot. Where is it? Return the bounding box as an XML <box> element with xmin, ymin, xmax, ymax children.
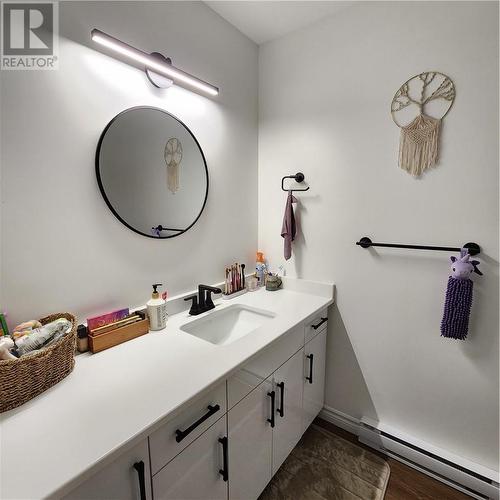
<box><xmin>205</xmin><ymin>287</ymin><xmax>222</xmax><ymax>309</ymax></box>
<box><xmin>198</xmin><ymin>285</ymin><xmax>221</xmax><ymax>312</ymax></box>
<box><xmin>184</xmin><ymin>294</ymin><xmax>200</xmax><ymax>315</ymax></box>
<box><xmin>205</xmin><ymin>290</ymin><xmax>216</xmax><ymax>309</ymax></box>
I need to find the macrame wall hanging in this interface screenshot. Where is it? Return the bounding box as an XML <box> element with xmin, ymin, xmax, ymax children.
<box><xmin>164</xmin><ymin>137</ymin><xmax>183</xmax><ymax>194</ymax></box>
<box><xmin>391</xmin><ymin>72</ymin><xmax>455</xmax><ymax>177</ymax></box>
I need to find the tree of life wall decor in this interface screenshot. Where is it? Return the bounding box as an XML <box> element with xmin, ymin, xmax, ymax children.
<box><xmin>391</xmin><ymin>72</ymin><xmax>455</xmax><ymax>177</ymax></box>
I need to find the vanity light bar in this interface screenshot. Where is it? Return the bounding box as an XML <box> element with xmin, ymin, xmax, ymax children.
<box><xmin>91</xmin><ymin>29</ymin><xmax>219</xmax><ymax>96</ymax></box>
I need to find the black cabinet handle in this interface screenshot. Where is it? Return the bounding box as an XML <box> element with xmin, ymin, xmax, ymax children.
<box><xmin>218</xmin><ymin>436</ymin><xmax>229</xmax><ymax>482</ymax></box>
<box><xmin>277</xmin><ymin>382</ymin><xmax>285</xmax><ymax>418</ymax></box>
<box><xmin>133</xmin><ymin>461</ymin><xmax>146</xmax><ymax>500</ymax></box>
<box><xmin>306</xmin><ymin>354</ymin><xmax>314</xmax><ymax>384</ymax></box>
<box><xmin>175</xmin><ymin>404</ymin><xmax>220</xmax><ymax>443</ymax></box>
<box><xmin>312</xmin><ymin>317</ymin><xmax>328</xmax><ymax>330</ymax></box>
<box><xmin>267</xmin><ymin>391</ymin><xmax>276</xmax><ymax>428</ymax></box>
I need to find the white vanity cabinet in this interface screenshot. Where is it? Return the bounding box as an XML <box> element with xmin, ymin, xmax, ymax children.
<box><xmin>62</xmin><ymin>440</ymin><xmax>152</xmax><ymax>500</ymax></box>
<box><xmin>302</xmin><ymin>328</ymin><xmax>327</xmax><ymax>432</ymax></box>
<box><xmin>227</xmin><ymin>315</ymin><xmax>327</xmax><ymax>498</ymax></box>
<box><xmin>152</xmin><ymin>416</ymin><xmax>228</xmax><ymax>500</ymax></box>
<box><xmin>63</xmin><ymin>308</ymin><xmax>329</xmax><ymax>500</ymax></box>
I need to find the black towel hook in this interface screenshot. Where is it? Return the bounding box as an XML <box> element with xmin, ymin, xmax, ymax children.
<box><xmin>281</xmin><ymin>172</ymin><xmax>310</xmax><ymax>192</ymax></box>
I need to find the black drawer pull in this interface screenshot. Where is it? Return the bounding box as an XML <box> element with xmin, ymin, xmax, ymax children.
<box><xmin>277</xmin><ymin>382</ymin><xmax>285</xmax><ymax>418</ymax></box>
<box><xmin>267</xmin><ymin>391</ymin><xmax>276</xmax><ymax>428</ymax></box>
<box><xmin>218</xmin><ymin>436</ymin><xmax>229</xmax><ymax>482</ymax></box>
<box><xmin>312</xmin><ymin>317</ymin><xmax>327</xmax><ymax>330</ymax></box>
<box><xmin>306</xmin><ymin>354</ymin><xmax>314</xmax><ymax>384</ymax></box>
<box><xmin>133</xmin><ymin>461</ymin><xmax>146</xmax><ymax>500</ymax></box>
<box><xmin>175</xmin><ymin>404</ymin><xmax>220</xmax><ymax>443</ymax></box>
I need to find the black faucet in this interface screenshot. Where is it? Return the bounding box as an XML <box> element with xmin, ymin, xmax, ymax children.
<box><xmin>184</xmin><ymin>284</ymin><xmax>222</xmax><ymax>315</ymax></box>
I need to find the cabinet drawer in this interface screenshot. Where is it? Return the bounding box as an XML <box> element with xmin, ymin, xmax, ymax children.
<box><xmin>304</xmin><ymin>308</ymin><xmax>328</xmax><ymax>343</ymax></box>
<box><xmin>152</xmin><ymin>416</ymin><xmax>227</xmax><ymax>500</ymax></box>
<box><xmin>149</xmin><ymin>382</ymin><xmax>226</xmax><ymax>475</ymax></box>
<box><xmin>227</xmin><ymin>324</ymin><xmax>303</xmax><ymax>409</ymax></box>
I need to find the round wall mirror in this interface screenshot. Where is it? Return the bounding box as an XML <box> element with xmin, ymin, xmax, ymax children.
<box><xmin>96</xmin><ymin>106</ymin><xmax>208</xmax><ymax>239</ymax></box>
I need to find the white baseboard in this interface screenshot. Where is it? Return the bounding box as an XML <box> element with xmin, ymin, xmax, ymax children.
<box><xmin>318</xmin><ymin>405</ymin><xmax>361</xmax><ymax>436</ymax></box>
<box><xmin>318</xmin><ymin>406</ymin><xmax>499</xmax><ymax>500</ymax></box>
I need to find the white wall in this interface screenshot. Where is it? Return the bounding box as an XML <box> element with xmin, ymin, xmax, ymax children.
<box><xmin>0</xmin><ymin>1</ymin><xmax>258</xmax><ymax>325</ymax></box>
<box><xmin>259</xmin><ymin>1</ymin><xmax>499</xmax><ymax>471</ymax></box>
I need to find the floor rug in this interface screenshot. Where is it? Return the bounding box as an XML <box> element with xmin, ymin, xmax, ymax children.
<box><xmin>259</xmin><ymin>424</ymin><xmax>390</xmax><ymax>500</ymax></box>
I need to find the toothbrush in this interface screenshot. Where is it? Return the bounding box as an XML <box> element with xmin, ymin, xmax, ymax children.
<box><xmin>241</xmin><ymin>264</ymin><xmax>245</xmax><ymax>288</ymax></box>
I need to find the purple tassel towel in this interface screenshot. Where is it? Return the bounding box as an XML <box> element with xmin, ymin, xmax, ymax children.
<box><xmin>440</xmin><ymin>276</ymin><xmax>473</xmax><ymax>340</ymax></box>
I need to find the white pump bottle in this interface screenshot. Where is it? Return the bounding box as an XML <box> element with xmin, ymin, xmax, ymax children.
<box><xmin>147</xmin><ymin>283</ymin><xmax>168</xmax><ymax>331</ymax></box>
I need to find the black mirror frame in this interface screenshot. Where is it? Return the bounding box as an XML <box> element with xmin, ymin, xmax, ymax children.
<box><xmin>95</xmin><ymin>106</ymin><xmax>209</xmax><ymax>239</ymax></box>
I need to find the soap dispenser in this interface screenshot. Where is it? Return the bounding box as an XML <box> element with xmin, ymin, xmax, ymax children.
<box><xmin>147</xmin><ymin>284</ymin><xmax>168</xmax><ymax>331</ymax></box>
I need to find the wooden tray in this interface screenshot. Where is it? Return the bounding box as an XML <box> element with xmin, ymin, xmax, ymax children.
<box><xmin>88</xmin><ymin>318</ymin><xmax>149</xmax><ymax>353</ymax></box>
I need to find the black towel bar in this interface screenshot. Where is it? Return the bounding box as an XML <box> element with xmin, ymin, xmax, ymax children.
<box><xmin>356</xmin><ymin>237</ymin><xmax>480</xmax><ymax>256</ymax></box>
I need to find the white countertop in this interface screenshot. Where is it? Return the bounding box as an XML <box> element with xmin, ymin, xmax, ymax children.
<box><xmin>0</xmin><ymin>279</ymin><xmax>334</xmax><ymax>499</ymax></box>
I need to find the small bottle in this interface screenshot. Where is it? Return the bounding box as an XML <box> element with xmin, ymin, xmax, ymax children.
<box><xmin>76</xmin><ymin>324</ymin><xmax>89</xmax><ymax>353</ymax></box>
<box><xmin>255</xmin><ymin>252</ymin><xmax>267</xmax><ymax>287</ymax></box>
<box><xmin>147</xmin><ymin>284</ymin><xmax>168</xmax><ymax>331</ymax></box>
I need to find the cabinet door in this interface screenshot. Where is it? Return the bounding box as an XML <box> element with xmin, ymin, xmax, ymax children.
<box><xmin>303</xmin><ymin>328</ymin><xmax>327</xmax><ymax>432</ymax></box>
<box><xmin>228</xmin><ymin>378</ymin><xmax>273</xmax><ymax>500</ymax></box>
<box><xmin>152</xmin><ymin>416</ymin><xmax>228</xmax><ymax>500</ymax></box>
<box><xmin>62</xmin><ymin>440</ymin><xmax>151</xmax><ymax>500</ymax></box>
<box><xmin>272</xmin><ymin>349</ymin><xmax>304</xmax><ymax>474</ymax></box>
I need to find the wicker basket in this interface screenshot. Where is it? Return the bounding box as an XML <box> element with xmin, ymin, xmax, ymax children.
<box><xmin>0</xmin><ymin>312</ymin><xmax>77</xmax><ymax>413</ymax></box>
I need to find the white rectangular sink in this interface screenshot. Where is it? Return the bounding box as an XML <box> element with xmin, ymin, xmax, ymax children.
<box><xmin>180</xmin><ymin>304</ymin><xmax>276</xmax><ymax>346</ymax></box>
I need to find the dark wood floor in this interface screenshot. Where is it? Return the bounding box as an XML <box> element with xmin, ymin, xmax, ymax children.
<box><xmin>315</xmin><ymin>418</ymin><xmax>472</xmax><ymax>500</ymax></box>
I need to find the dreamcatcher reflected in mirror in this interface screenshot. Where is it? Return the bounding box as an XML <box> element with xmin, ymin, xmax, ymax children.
<box><xmin>391</xmin><ymin>72</ymin><xmax>455</xmax><ymax>177</ymax></box>
<box><xmin>164</xmin><ymin>137</ymin><xmax>183</xmax><ymax>193</ymax></box>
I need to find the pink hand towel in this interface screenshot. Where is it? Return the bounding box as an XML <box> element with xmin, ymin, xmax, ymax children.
<box><xmin>281</xmin><ymin>191</ymin><xmax>297</xmax><ymax>260</ymax></box>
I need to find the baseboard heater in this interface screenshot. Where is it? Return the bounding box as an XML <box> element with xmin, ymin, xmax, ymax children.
<box><xmin>359</xmin><ymin>418</ymin><xmax>499</xmax><ymax>500</ymax></box>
